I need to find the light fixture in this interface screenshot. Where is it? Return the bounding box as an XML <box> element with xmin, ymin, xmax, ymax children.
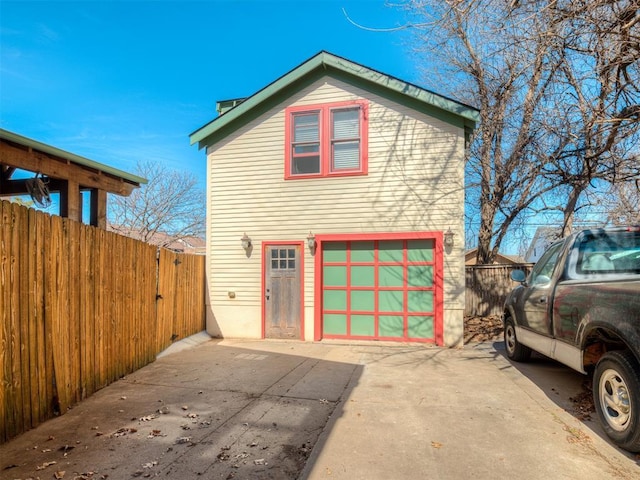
<box><xmin>241</xmin><ymin>233</ymin><xmax>252</xmax><ymax>250</ymax></box>
<box><xmin>307</xmin><ymin>231</ymin><xmax>317</xmax><ymax>251</ymax></box>
<box><xmin>444</xmin><ymin>227</ymin><xmax>455</xmax><ymax>247</ymax></box>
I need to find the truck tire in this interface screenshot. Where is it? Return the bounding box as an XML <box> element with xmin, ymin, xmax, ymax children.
<box><xmin>593</xmin><ymin>350</ymin><xmax>640</xmax><ymax>452</ymax></box>
<box><xmin>504</xmin><ymin>316</ymin><xmax>532</xmax><ymax>362</ymax></box>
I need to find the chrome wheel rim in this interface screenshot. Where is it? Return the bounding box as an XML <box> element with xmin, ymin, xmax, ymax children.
<box><xmin>505</xmin><ymin>324</ymin><xmax>516</xmax><ymax>355</ymax></box>
<box><xmin>599</xmin><ymin>368</ymin><xmax>631</xmax><ymax>432</ymax></box>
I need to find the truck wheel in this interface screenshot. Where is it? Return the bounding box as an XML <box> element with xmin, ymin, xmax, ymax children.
<box><xmin>504</xmin><ymin>316</ymin><xmax>531</xmax><ymax>362</ymax></box>
<box><xmin>593</xmin><ymin>350</ymin><xmax>640</xmax><ymax>452</ymax></box>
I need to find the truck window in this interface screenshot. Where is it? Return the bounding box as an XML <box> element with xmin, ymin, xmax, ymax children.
<box><xmin>529</xmin><ymin>242</ymin><xmax>563</xmax><ymax>285</ymax></box>
<box><xmin>576</xmin><ymin>230</ymin><xmax>640</xmax><ymax>275</ymax></box>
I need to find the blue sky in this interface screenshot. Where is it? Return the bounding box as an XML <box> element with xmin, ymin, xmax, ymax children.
<box><xmin>1</xmin><ymin>0</ymin><xmax>417</xmax><ymax>183</ymax></box>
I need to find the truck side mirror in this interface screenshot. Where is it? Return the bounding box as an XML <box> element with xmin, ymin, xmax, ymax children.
<box><xmin>510</xmin><ymin>269</ymin><xmax>526</xmax><ymax>283</ymax></box>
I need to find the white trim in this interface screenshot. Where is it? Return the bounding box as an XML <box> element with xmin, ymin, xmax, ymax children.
<box><xmin>552</xmin><ymin>341</ymin><xmax>585</xmax><ymax>373</ymax></box>
<box><xmin>515</xmin><ymin>326</ymin><xmax>585</xmax><ymax>373</ymax></box>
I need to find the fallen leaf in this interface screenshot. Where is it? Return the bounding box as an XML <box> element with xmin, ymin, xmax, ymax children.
<box><xmin>431</xmin><ymin>441</ymin><xmax>443</xmax><ymax>449</ymax></box>
<box><xmin>36</xmin><ymin>460</ymin><xmax>57</xmax><ymax>470</ymax></box>
<box><xmin>54</xmin><ymin>470</ymin><xmax>66</xmax><ymax>479</ymax></box>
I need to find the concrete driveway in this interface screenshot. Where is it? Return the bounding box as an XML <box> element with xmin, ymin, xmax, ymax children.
<box><xmin>1</xmin><ymin>337</ymin><xmax>638</xmax><ymax>479</ymax></box>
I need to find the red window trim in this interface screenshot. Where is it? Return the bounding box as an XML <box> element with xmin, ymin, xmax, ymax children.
<box><xmin>285</xmin><ymin>100</ymin><xmax>369</xmax><ymax>180</ymax></box>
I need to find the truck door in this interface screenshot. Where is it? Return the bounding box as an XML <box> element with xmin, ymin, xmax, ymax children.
<box><xmin>518</xmin><ymin>242</ymin><xmax>564</xmax><ymax>338</ymax></box>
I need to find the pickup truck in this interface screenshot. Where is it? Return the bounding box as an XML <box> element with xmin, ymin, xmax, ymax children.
<box><xmin>503</xmin><ymin>226</ymin><xmax>640</xmax><ymax>452</ymax></box>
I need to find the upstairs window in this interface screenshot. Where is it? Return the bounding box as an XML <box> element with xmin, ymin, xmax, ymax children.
<box><xmin>285</xmin><ymin>100</ymin><xmax>368</xmax><ymax>179</ymax></box>
<box><xmin>291</xmin><ymin>112</ymin><xmax>321</xmax><ymax>175</ymax></box>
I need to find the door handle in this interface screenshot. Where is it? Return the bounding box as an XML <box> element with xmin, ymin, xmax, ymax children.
<box><xmin>538</xmin><ymin>296</ymin><xmax>547</xmax><ymax>304</ymax></box>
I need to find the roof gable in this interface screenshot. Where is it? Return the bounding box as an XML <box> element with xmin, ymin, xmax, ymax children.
<box><xmin>189</xmin><ymin>51</ymin><xmax>480</xmax><ymax>150</ymax></box>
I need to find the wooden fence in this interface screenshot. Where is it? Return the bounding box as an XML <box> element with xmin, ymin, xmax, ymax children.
<box><xmin>0</xmin><ymin>200</ymin><xmax>205</xmax><ymax>443</ymax></box>
<box><xmin>465</xmin><ymin>263</ymin><xmax>534</xmax><ymax>317</ymax></box>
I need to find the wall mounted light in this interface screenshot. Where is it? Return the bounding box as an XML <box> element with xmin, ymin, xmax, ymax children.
<box><xmin>307</xmin><ymin>231</ymin><xmax>317</xmax><ymax>252</ymax></box>
<box><xmin>241</xmin><ymin>233</ymin><xmax>252</xmax><ymax>250</ymax></box>
<box><xmin>444</xmin><ymin>227</ymin><xmax>455</xmax><ymax>247</ymax></box>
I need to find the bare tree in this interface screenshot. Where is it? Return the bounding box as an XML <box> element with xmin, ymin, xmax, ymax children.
<box><xmin>539</xmin><ymin>0</ymin><xmax>640</xmax><ymax>236</ymax></box>
<box><xmin>108</xmin><ymin>161</ymin><xmax>205</xmax><ymax>247</ymax></box>
<box><xmin>602</xmin><ymin>179</ymin><xmax>640</xmax><ymax>225</ymax></box>
<box><xmin>389</xmin><ymin>0</ymin><xmax>640</xmax><ymax>262</ymax></box>
<box><xmin>395</xmin><ymin>0</ymin><xmax>566</xmax><ymax>263</ymax></box>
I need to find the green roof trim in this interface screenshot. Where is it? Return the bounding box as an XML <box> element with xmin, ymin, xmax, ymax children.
<box><xmin>0</xmin><ymin>128</ymin><xmax>147</xmax><ymax>185</ymax></box>
<box><xmin>189</xmin><ymin>51</ymin><xmax>480</xmax><ymax>149</ymax></box>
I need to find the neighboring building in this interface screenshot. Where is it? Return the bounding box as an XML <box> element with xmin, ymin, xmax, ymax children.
<box><xmin>464</xmin><ymin>248</ymin><xmax>524</xmax><ymax>265</ymax></box>
<box><xmin>0</xmin><ymin>128</ymin><xmax>145</xmax><ymax>228</ymax></box>
<box><xmin>524</xmin><ymin>227</ymin><xmax>563</xmax><ymax>263</ymax></box>
<box><xmin>189</xmin><ymin>51</ymin><xmax>479</xmax><ymax>346</ymax></box>
<box><xmin>108</xmin><ymin>226</ymin><xmax>206</xmax><ymax>254</ymax></box>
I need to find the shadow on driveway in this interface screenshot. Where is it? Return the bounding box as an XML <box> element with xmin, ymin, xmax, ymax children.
<box><xmin>0</xmin><ymin>339</ymin><xmax>362</xmax><ymax>479</ymax></box>
<box><xmin>489</xmin><ymin>341</ymin><xmax>640</xmax><ymax>466</ymax></box>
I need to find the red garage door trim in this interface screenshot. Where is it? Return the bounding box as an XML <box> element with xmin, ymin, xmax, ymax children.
<box><xmin>313</xmin><ymin>231</ymin><xmax>444</xmax><ymax>345</ymax></box>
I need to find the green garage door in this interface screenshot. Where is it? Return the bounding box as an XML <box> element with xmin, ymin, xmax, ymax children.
<box><xmin>321</xmin><ymin>239</ymin><xmax>440</xmax><ymax>342</ymax></box>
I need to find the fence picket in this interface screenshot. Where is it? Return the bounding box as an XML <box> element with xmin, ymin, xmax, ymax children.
<box><xmin>0</xmin><ymin>200</ymin><xmax>205</xmax><ymax>443</ymax></box>
<box><xmin>464</xmin><ymin>264</ymin><xmax>534</xmax><ymax>317</ymax></box>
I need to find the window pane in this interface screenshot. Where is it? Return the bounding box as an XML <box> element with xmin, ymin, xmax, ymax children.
<box><xmin>351</xmin><ymin>266</ymin><xmax>375</xmax><ymax>286</ymax></box>
<box><xmin>323</xmin><ymin>242</ymin><xmax>347</xmax><ymax>262</ymax></box>
<box><xmin>379</xmin><ymin>241</ymin><xmax>404</xmax><ymax>262</ymax></box>
<box><xmin>408</xmin><ymin>266</ymin><xmax>433</xmax><ymax>287</ymax></box>
<box><xmin>408</xmin><ymin>291</ymin><xmax>434</xmax><ymax>313</ymax></box>
<box><xmin>333</xmin><ymin>109</ymin><xmax>359</xmax><ymax>139</ymax></box>
<box><xmin>294</xmin><ymin>113</ymin><xmax>319</xmax><ymax>142</ymax></box>
<box><xmin>379</xmin><ymin>315</ymin><xmax>403</xmax><ymax>337</ymax></box>
<box><xmin>292</xmin><ymin>155</ymin><xmax>320</xmax><ymax>174</ymax></box>
<box><xmin>287</xmin><ymin>249</ymin><xmax>295</xmax><ymax>258</ymax></box>
<box><xmin>323</xmin><ymin>266</ymin><xmax>347</xmax><ymax>286</ymax></box>
<box><xmin>288</xmin><ymin>259</ymin><xmax>295</xmax><ymax>269</ymax></box>
<box><xmin>294</xmin><ymin>144</ymin><xmax>319</xmax><ymax>155</ymax></box>
<box><xmin>271</xmin><ymin>260</ymin><xmax>278</xmax><ymax>269</ymax></box>
<box><xmin>333</xmin><ymin>141</ymin><xmax>360</xmax><ymax>170</ymax></box>
<box><xmin>407</xmin><ymin>240</ymin><xmax>434</xmax><ymax>262</ymax></box>
<box><xmin>379</xmin><ymin>266</ymin><xmax>404</xmax><ymax>287</ymax></box>
<box><xmin>279</xmin><ymin>260</ymin><xmax>287</xmax><ymax>269</ymax></box>
<box><xmin>323</xmin><ymin>314</ymin><xmax>347</xmax><ymax>335</ymax></box>
<box><xmin>324</xmin><ymin>290</ymin><xmax>347</xmax><ymax>310</ymax></box>
<box><xmin>350</xmin><ymin>241</ymin><xmax>375</xmax><ymax>262</ymax></box>
<box><xmin>351</xmin><ymin>315</ymin><xmax>375</xmax><ymax>336</ymax></box>
<box><xmin>351</xmin><ymin>290</ymin><xmax>375</xmax><ymax>311</ymax></box>
<box><xmin>408</xmin><ymin>316</ymin><xmax>434</xmax><ymax>339</ymax></box>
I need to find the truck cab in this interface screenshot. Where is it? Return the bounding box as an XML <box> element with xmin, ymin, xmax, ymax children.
<box><xmin>503</xmin><ymin>227</ymin><xmax>640</xmax><ymax>452</ymax></box>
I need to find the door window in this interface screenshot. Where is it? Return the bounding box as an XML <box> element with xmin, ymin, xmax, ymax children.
<box><xmin>529</xmin><ymin>242</ymin><xmax>563</xmax><ymax>285</ymax></box>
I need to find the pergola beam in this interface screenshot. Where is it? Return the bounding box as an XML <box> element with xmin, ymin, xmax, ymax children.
<box><xmin>0</xmin><ymin>129</ymin><xmax>144</xmax><ymax>229</ymax></box>
<box><xmin>0</xmin><ymin>139</ymin><xmax>138</xmax><ymax>196</ymax></box>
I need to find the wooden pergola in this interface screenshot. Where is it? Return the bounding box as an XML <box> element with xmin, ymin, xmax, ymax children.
<box><xmin>0</xmin><ymin>129</ymin><xmax>146</xmax><ymax>228</ymax></box>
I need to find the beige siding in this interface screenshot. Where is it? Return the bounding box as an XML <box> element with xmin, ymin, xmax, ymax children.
<box><xmin>206</xmin><ymin>77</ymin><xmax>466</xmax><ymax>345</ymax></box>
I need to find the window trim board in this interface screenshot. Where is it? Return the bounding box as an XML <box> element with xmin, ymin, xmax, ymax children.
<box><xmin>284</xmin><ymin>99</ymin><xmax>368</xmax><ymax>180</ymax></box>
